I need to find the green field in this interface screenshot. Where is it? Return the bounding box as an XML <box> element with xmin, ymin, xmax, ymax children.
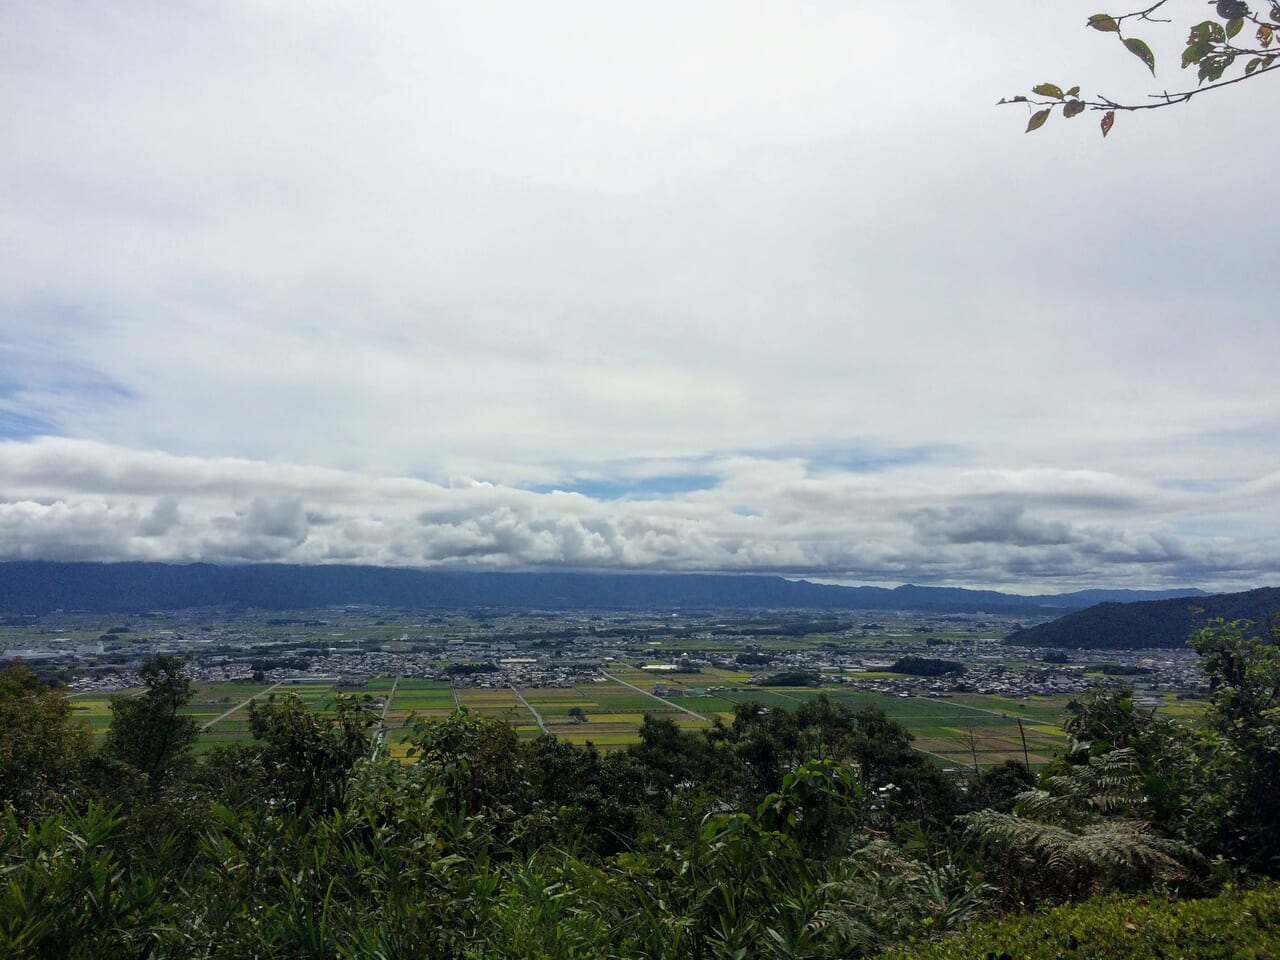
<box><xmin>66</xmin><ymin>677</ymin><xmax>1076</xmax><ymax>767</ymax></box>
<box><xmin>734</xmin><ymin>687</ymin><xmax>1072</xmax><ymax>766</ymax></box>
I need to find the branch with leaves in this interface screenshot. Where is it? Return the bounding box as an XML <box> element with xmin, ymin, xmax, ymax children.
<box><xmin>1001</xmin><ymin>0</ymin><xmax>1280</xmax><ymax>136</ymax></box>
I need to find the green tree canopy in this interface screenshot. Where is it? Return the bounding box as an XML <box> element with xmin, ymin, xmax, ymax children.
<box><xmin>0</xmin><ymin>661</ymin><xmax>93</xmax><ymax>819</ymax></box>
<box><xmin>102</xmin><ymin>654</ymin><xmax>198</xmax><ymax>784</ymax></box>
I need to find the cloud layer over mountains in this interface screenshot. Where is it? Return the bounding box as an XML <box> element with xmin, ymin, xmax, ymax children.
<box><xmin>3</xmin><ymin>438</ymin><xmax>1275</xmax><ymax>592</ymax></box>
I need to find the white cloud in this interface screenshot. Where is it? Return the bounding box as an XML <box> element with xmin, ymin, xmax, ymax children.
<box><xmin>1</xmin><ymin>437</ymin><xmax>1276</xmax><ymax>592</ymax></box>
<box><xmin>1</xmin><ymin>3</ymin><xmax>1277</xmax><ymax>591</ymax></box>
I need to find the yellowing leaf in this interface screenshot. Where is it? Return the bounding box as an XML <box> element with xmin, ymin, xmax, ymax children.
<box><xmin>1124</xmin><ymin>38</ymin><xmax>1157</xmax><ymax>75</ymax></box>
<box><xmin>1088</xmin><ymin>14</ymin><xmax>1120</xmax><ymax>31</ymax></box>
<box><xmin>1026</xmin><ymin>108</ymin><xmax>1051</xmax><ymax>132</ymax></box>
<box><xmin>1066</xmin><ymin>85</ymin><xmax>1081</xmax><ymax>97</ymax></box>
<box><xmin>1260</xmin><ymin>24</ymin><xmax>1274</xmax><ymax>48</ymax></box>
<box><xmin>1032</xmin><ymin>83</ymin><xmax>1065</xmax><ymax>99</ymax></box>
<box><xmin>1101</xmin><ymin>110</ymin><xmax>1115</xmax><ymax>137</ymax></box>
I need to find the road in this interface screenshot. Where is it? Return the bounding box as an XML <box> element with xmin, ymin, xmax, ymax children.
<box><xmin>510</xmin><ymin>685</ymin><xmax>548</xmax><ymax>733</ymax></box>
<box><xmin>201</xmin><ymin>680</ymin><xmax>285</xmax><ymax>731</ymax></box>
<box><xmin>601</xmin><ymin>671</ymin><xmax>709</xmax><ymax>722</ymax></box>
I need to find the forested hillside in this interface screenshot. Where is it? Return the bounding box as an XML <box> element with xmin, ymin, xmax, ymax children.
<box><xmin>1005</xmin><ymin>586</ymin><xmax>1280</xmax><ymax>648</ymax></box>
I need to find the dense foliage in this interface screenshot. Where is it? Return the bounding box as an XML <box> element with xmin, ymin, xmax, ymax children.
<box><xmin>887</xmin><ymin>657</ymin><xmax>965</xmax><ymax>677</ymax></box>
<box><xmin>3</xmin><ymin>619</ymin><xmax>1280</xmax><ymax>958</ymax></box>
<box><xmin>885</xmin><ymin>882</ymin><xmax>1280</xmax><ymax>960</ymax></box>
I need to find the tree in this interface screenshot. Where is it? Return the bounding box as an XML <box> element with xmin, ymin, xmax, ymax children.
<box><xmin>406</xmin><ymin>707</ymin><xmax>533</xmax><ymax>820</ymax></box>
<box><xmin>1059</xmin><ymin>682</ymin><xmax>1194</xmax><ymax>837</ymax></box>
<box><xmin>1003</xmin><ymin>1</ymin><xmax>1279</xmax><ymax>137</ymax></box>
<box><xmin>963</xmin><ymin>749</ymin><xmax>1197</xmax><ymax>904</ymax></box>
<box><xmin>102</xmin><ymin>655</ymin><xmax>198</xmax><ymax>783</ymax></box>
<box><xmin>247</xmin><ymin>692</ymin><xmax>376</xmax><ymax>814</ymax></box>
<box><xmin>1184</xmin><ymin>617</ymin><xmax>1280</xmax><ymax>873</ymax></box>
<box><xmin>0</xmin><ymin>661</ymin><xmax>93</xmax><ymax>819</ymax></box>
<box><xmin>566</xmin><ymin>705</ymin><xmax>588</xmax><ymax>723</ymax></box>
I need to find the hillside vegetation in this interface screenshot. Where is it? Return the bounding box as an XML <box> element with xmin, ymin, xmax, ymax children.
<box><xmin>886</xmin><ymin>883</ymin><xmax>1280</xmax><ymax>960</ymax></box>
<box><xmin>1006</xmin><ymin>586</ymin><xmax>1280</xmax><ymax>649</ymax></box>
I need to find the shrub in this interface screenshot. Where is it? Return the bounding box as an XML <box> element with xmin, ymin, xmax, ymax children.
<box><xmin>884</xmin><ymin>882</ymin><xmax>1280</xmax><ymax>960</ymax></box>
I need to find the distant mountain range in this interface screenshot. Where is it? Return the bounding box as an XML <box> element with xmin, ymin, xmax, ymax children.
<box><xmin>1005</xmin><ymin>586</ymin><xmax>1280</xmax><ymax>649</ymax></box>
<box><xmin>0</xmin><ymin>561</ymin><xmax>1208</xmax><ymax>616</ymax></box>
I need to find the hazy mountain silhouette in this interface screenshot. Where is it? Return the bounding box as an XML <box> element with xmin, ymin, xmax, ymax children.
<box><xmin>0</xmin><ymin>561</ymin><xmax>1208</xmax><ymax>616</ymax></box>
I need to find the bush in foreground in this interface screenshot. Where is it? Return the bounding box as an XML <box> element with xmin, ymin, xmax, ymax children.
<box><xmin>885</xmin><ymin>882</ymin><xmax>1280</xmax><ymax>960</ymax></box>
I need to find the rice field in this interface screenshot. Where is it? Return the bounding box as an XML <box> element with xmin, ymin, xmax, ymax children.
<box><xmin>64</xmin><ymin>676</ymin><xmax>1075</xmax><ymax>767</ymax></box>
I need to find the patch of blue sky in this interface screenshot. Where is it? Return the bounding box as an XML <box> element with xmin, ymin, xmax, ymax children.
<box><xmin>0</xmin><ymin>407</ymin><xmax>56</xmax><ymax>441</ymax></box>
<box><xmin>528</xmin><ymin>473</ymin><xmax>720</xmax><ymax>500</ymax></box>
<box><xmin>1160</xmin><ymin>477</ymin><xmax>1236</xmax><ymax>494</ymax></box>
<box><xmin>786</xmin><ymin>444</ymin><xmax>949</xmax><ymax>474</ymax></box>
<box><xmin>0</xmin><ymin>346</ymin><xmax>135</xmax><ymax>438</ymax></box>
<box><xmin>1173</xmin><ymin>518</ymin><xmax>1255</xmax><ymax>539</ymax></box>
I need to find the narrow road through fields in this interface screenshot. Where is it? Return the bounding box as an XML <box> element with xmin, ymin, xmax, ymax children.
<box><xmin>369</xmin><ymin>676</ymin><xmax>400</xmax><ymax>761</ymax></box>
<box><xmin>601</xmin><ymin>671</ymin><xmax>709</xmax><ymax>722</ymax></box>
<box><xmin>382</xmin><ymin>675</ymin><xmax>399</xmax><ymax>722</ymax></box>
<box><xmin>201</xmin><ymin>680</ymin><xmax>285</xmax><ymax>731</ymax></box>
<box><xmin>510</xmin><ymin>685</ymin><xmax>548</xmax><ymax>733</ymax></box>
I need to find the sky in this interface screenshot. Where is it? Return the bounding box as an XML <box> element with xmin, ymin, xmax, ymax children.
<box><xmin>2</xmin><ymin>2</ymin><xmax>1278</xmax><ymax>593</ymax></box>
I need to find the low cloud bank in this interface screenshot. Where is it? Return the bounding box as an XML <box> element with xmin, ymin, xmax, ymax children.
<box><xmin>2</xmin><ymin>437</ymin><xmax>1275</xmax><ymax>593</ymax></box>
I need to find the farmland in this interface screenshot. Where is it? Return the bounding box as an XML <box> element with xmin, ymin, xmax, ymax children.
<box><xmin>30</xmin><ymin>604</ymin><xmax>1211</xmax><ymax>770</ymax></box>
<box><xmin>69</xmin><ymin>673</ymin><xmax>1077</xmax><ymax>766</ymax></box>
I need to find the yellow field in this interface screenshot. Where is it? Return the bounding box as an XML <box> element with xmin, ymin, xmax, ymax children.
<box><xmin>544</xmin><ymin>711</ymin><xmax>651</xmax><ymax>725</ymax></box>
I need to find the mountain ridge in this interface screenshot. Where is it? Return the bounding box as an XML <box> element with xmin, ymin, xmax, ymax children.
<box><xmin>0</xmin><ymin>560</ymin><xmax>1208</xmax><ymax>616</ymax></box>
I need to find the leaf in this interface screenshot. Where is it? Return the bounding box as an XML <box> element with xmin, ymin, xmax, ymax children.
<box><xmin>1088</xmin><ymin>14</ymin><xmax>1120</xmax><ymax>32</ymax></box>
<box><xmin>1124</xmin><ymin>37</ymin><xmax>1157</xmax><ymax>75</ymax></box>
<box><xmin>1063</xmin><ymin>100</ymin><xmax>1086</xmax><ymax>118</ymax></box>
<box><xmin>1246</xmin><ymin>56</ymin><xmax>1263</xmax><ymax>74</ymax></box>
<box><xmin>1066</xmin><ymin>85</ymin><xmax>1081</xmax><ymax>97</ymax></box>
<box><xmin>1198</xmin><ymin>54</ymin><xmax>1235</xmax><ymax>82</ymax></box>
<box><xmin>1260</xmin><ymin>24</ymin><xmax>1274</xmax><ymax>48</ymax></box>
<box><xmin>1183</xmin><ymin>39</ymin><xmax>1212</xmax><ymax>68</ymax></box>
<box><xmin>1026</xmin><ymin>108</ymin><xmax>1051</xmax><ymax>132</ymax></box>
<box><xmin>1101</xmin><ymin>110</ymin><xmax>1115</xmax><ymax>137</ymax></box>
<box><xmin>1032</xmin><ymin>82</ymin><xmax>1065</xmax><ymax>99</ymax></box>
<box><xmin>1226</xmin><ymin>18</ymin><xmax>1244</xmax><ymax>39</ymax></box>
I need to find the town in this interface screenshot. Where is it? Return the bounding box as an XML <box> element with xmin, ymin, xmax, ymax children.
<box><xmin>1</xmin><ymin>605</ymin><xmax>1206</xmax><ymax>702</ymax></box>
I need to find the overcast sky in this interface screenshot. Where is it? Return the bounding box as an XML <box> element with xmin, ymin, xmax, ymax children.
<box><xmin>2</xmin><ymin>2</ymin><xmax>1277</xmax><ymax>593</ymax></box>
